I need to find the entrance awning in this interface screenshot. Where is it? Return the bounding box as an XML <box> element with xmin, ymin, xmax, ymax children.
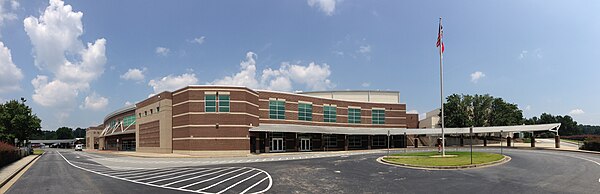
<box><xmin>249</xmin><ymin>123</ymin><xmax>561</xmax><ymax>135</ymax></box>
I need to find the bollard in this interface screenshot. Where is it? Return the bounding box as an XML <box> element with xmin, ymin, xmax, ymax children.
<box><xmin>507</xmin><ymin>136</ymin><xmax>512</xmax><ymax>147</ymax></box>
<box><xmin>555</xmin><ymin>135</ymin><xmax>560</xmax><ymax>148</ymax></box>
<box><xmin>530</xmin><ymin>134</ymin><xmax>535</xmax><ymax>147</ymax></box>
<box><xmin>483</xmin><ymin>136</ymin><xmax>487</xmax><ymax>147</ymax></box>
<box><xmin>414</xmin><ymin>138</ymin><xmax>419</xmax><ymax>148</ymax></box>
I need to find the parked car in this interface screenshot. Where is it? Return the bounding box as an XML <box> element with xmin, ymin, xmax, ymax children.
<box><xmin>75</xmin><ymin>144</ymin><xmax>83</xmax><ymax>151</ymax></box>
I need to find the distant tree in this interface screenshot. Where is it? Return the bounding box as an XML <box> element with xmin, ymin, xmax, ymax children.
<box><xmin>0</xmin><ymin>98</ymin><xmax>42</xmax><ymax>145</ymax></box>
<box><xmin>440</xmin><ymin>94</ymin><xmax>523</xmax><ymax>127</ymax></box>
<box><xmin>73</xmin><ymin>128</ymin><xmax>86</xmax><ymax>138</ymax></box>
<box><xmin>56</xmin><ymin>127</ymin><xmax>74</xmax><ymax>139</ymax></box>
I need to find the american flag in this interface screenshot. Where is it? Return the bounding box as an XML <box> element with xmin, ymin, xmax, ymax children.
<box><xmin>436</xmin><ymin>19</ymin><xmax>445</xmax><ymax>53</ymax></box>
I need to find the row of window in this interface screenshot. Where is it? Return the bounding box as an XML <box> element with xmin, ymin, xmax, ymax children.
<box><xmin>268</xmin><ymin>100</ymin><xmax>386</xmax><ymax>124</ymax></box>
<box><xmin>205</xmin><ymin>94</ymin><xmax>230</xmax><ymax>112</ymax></box>
<box><xmin>139</xmin><ymin>106</ymin><xmax>160</xmax><ymax>118</ymax></box>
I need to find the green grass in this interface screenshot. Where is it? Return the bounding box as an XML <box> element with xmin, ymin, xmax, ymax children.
<box><xmin>33</xmin><ymin>149</ymin><xmax>45</xmax><ymax>155</ymax></box>
<box><xmin>384</xmin><ymin>151</ymin><xmax>504</xmax><ymax>167</ymax></box>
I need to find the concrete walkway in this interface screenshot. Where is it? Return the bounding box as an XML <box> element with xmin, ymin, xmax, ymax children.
<box><xmin>0</xmin><ymin>155</ymin><xmax>39</xmax><ymax>189</ymax></box>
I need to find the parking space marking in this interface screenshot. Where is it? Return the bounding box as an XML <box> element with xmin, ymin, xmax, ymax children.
<box><xmin>57</xmin><ymin>151</ymin><xmax>272</xmax><ymax>194</ymax></box>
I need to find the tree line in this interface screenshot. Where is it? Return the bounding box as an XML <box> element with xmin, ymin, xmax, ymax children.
<box><xmin>440</xmin><ymin>94</ymin><xmax>599</xmax><ymax>136</ymax></box>
<box><xmin>30</xmin><ymin>127</ymin><xmax>87</xmax><ymax>140</ymax></box>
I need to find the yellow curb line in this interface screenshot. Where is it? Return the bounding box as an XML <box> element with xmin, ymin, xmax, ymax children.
<box><xmin>376</xmin><ymin>155</ymin><xmax>511</xmax><ymax>171</ymax></box>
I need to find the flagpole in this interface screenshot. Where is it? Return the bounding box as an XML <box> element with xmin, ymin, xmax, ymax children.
<box><xmin>439</xmin><ymin>17</ymin><xmax>445</xmax><ymax>157</ymax></box>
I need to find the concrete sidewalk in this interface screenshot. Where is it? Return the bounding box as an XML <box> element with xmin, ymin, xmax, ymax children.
<box><xmin>0</xmin><ymin>155</ymin><xmax>40</xmax><ymax>189</ymax></box>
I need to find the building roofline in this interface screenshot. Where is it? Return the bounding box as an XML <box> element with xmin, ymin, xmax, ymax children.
<box><xmin>256</xmin><ymin>89</ymin><xmax>405</xmax><ymax>105</ymax></box>
<box><xmin>103</xmin><ymin>105</ymin><xmax>136</xmax><ymax>123</ymax></box>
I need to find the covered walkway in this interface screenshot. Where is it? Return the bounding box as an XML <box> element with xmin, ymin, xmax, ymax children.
<box><xmin>249</xmin><ymin>123</ymin><xmax>561</xmax><ymax>153</ymax></box>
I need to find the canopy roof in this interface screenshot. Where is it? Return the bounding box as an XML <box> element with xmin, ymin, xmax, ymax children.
<box><xmin>250</xmin><ymin>123</ymin><xmax>561</xmax><ymax>135</ymax></box>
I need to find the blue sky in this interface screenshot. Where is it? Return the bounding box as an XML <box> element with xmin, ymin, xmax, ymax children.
<box><xmin>0</xmin><ymin>0</ymin><xmax>598</xmax><ymax>130</ymax></box>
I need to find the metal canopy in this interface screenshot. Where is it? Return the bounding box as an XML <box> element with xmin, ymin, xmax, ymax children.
<box><xmin>249</xmin><ymin>123</ymin><xmax>561</xmax><ymax>135</ymax></box>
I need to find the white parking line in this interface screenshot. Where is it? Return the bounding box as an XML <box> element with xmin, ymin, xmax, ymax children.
<box><xmin>197</xmin><ymin>169</ymin><xmax>255</xmax><ymax>191</ymax></box>
<box><xmin>239</xmin><ymin>176</ymin><xmax>270</xmax><ymax>194</ymax></box>
<box><xmin>146</xmin><ymin>168</ymin><xmax>219</xmax><ymax>184</ymax></box>
<box><xmin>216</xmin><ymin>171</ymin><xmax>263</xmax><ymax>194</ymax></box>
<box><xmin>162</xmin><ymin>167</ymin><xmax>235</xmax><ymax>187</ymax></box>
<box><xmin>179</xmin><ymin>168</ymin><xmax>247</xmax><ymax>189</ymax></box>
<box><xmin>128</xmin><ymin>168</ymin><xmax>198</xmax><ymax>180</ymax></box>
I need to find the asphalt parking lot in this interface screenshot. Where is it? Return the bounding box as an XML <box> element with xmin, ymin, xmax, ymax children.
<box><xmin>6</xmin><ymin>148</ymin><xmax>600</xmax><ymax>194</ymax></box>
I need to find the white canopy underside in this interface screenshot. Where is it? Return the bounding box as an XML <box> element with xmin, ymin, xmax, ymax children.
<box><xmin>249</xmin><ymin>123</ymin><xmax>561</xmax><ymax>135</ymax></box>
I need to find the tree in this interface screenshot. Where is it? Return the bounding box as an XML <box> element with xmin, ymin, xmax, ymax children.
<box><xmin>440</xmin><ymin>94</ymin><xmax>523</xmax><ymax>128</ymax></box>
<box><xmin>73</xmin><ymin>128</ymin><xmax>86</xmax><ymax>138</ymax></box>
<box><xmin>0</xmin><ymin>98</ymin><xmax>42</xmax><ymax>145</ymax></box>
<box><xmin>56</xmin><ymin>127</ymin><xmax>74</xmax><ymax>139</ymax></box>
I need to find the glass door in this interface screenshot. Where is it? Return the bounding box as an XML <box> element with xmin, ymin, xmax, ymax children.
<box><xmin>300</xmin><ymin>138</ymin><xmax>311</xmax><ymax>151</ymax></box>
<box><xmin>271</xmin><ymin>138</ymin><xmax>284</xmax><ymax>152</ymax></box>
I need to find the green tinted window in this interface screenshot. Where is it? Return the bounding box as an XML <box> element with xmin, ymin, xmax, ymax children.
<box><xmin>324</xmin><ymin>106</ymin><xmax>337</xmax><ymax>122</ymax></box>
<box><xmin>372</xmin><ymin>109</ymin><xmax>385</xmax><ymax>124</ymax></box>
<box><xmin>269</xmin><ymin>100</ymin><xmax>285</xmax><ymax>119</ymax></box>
<box><xmin>348</xmin><ymin>108</ymin><xmax>361</xmax><ymax>124</ymax></box>
<box><xmin>123</xmin><ymin>115</ymin><xmax>136</xmax><ymax>126</ymax></box>
<box><xmin>205</xmin><ymin>95</ymin><xmax>216</xmax><ymax>112</ymax></box>
<box><xmin>298</xmin><ymin>103</ymin><xmax>312</xmax><ymax>121</ymax></box>
<box><xmin>218</xmin><ymin>95</ymin><xmax>230</xmax><ymax>112</ymax></box>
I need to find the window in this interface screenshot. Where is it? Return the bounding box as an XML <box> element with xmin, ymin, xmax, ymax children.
<box><xmin>218</xmin><ymin>95</ymin><xmax>230</xmax><ymax>112</ymax></box>
<box><xmin>144</xmin><ymin>111</ymin><xmax>147</xmax><ymax>116</ymax></box>
<box><xmin>298</xmin><ymin>103</ymin><xmax>312</xmax><ymax>121</ymax></box>
<box><xmin>348</xmin><ymin>108</ymin><xmax>361</xmax><ymax>124</ymax></box>
<box><xmin>156</xmin><ymin>107</ymin><xmax>160</xmax><ymax>112</ymax></box>
<box><xmin>269</xmin><ymin>100</ymin><xmax>285</xmax><ymax>119</ymax></box>
<box><xmin>373</xmin><ymin>136</ymin><xmax>387</xmax><ymax>146</ymax></box>
<box><xmin>372</xmin><ymin>109</ymin><xmax>385</xmax><ymax>124</ymax></box>
<box><xmin>205</xmin><ymin>94</ymin><xmax>216</xmax><ymax>112</ymax></box>
<box><xmin>349</xmin><ymin>136</ymin><xmax>362</xmax><ymax>147</ymax></box>
<box><xmin>123</xmin><ymin>115</ymin><xmax>136</xmax><ymax>126</ymax></box>
<box><xmin>138</xmin><ymin>113</ymin><xmax>141</xmax><ymax>118</ymax></box>
<box><xmin>150</xmin><ymin>109</ymin><xmax>153</xmax><ymax>114</ymax></box>
<box><xmin>324</xmin><ymin>135</ymin><xmax>337</xmax><ymax>147</ymax></box>
<box><xmin>323</xmin><ymin>105</ymin><xmax>337</xmax><ymax>122</ymax></box>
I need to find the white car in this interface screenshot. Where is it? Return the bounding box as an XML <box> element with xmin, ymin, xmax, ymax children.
<box><xmin>75</xmin><ymin>144</ymin><xmax>83</xmax><ymax>151</ymax></box>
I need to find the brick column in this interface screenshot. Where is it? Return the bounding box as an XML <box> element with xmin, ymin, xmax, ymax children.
<box><xmin>530</xmin><ymin>133</ymin><xmax>535</xmax><ymax>147</ymax></box>
<box><xmin>555</xmin><ymin>135</ymin><xmax>560</xmax><ymax>148</ymax></box>
<box><xmin>507</xmin><ymin>136</ymin><xmax>512</xmax><ymax>147</ymax></box>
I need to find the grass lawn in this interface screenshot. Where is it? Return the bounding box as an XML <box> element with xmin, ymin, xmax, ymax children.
<box><xmin>384</xmin><ymin>151</ymin><xmax>504</xmax><ymax>167</ymax></box>
<box><xmin>33</xmin><ymin>149</ymin><xmax>45</xmax><ymax>155</ymax></box>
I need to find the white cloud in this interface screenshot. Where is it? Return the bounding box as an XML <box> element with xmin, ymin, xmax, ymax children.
<box><xmin>361</xmin><ymin>82</ymin><xmax>370</xmax><ymax>87</ymax></box>
<box><xmin>358</xmin><ymin>45</ymin><xmax>371</xmax><ymax>54</ymax></box>
<box><xmin>0</xmin><ymin>41</ymin><xmax>23</xmax><ymax>92</ymax></box>
<box><xmin>148</xmin><ymin>73</ymin><xmax>198</xmax><ymax>94</ymax></box>
<box><xmin>190</xmin><ymin>36</ymin><xmax>205</xmax><ymax>45</ymax></box>
<box><xmin>155</xmin><ymin>47</ymin><xmax>170</xmax><ymax>56</ymax></box>
<box><xmin>24</xmin><ymin>0</ymin><xmax>107</xmax><ymax>108</ymax></box>
<box><xmin>31</xmin><ymin>75</ymin><xmax>78</xmax><ymax>107</ymax></box>
<box><xmin>307</xmin><ymin>0</ymin><xmax>337</xmax><ymax>16</ymax></box>
<box><xmin>525</xmin><ymin>105</ymin><xmax>531</xmax><ymax>111</ymax></box>
<box><xmin>80</xmin><ymin>92</ymin><xmax>108</xmax><ymax>110</ymax></box>
<box><xmin>569</xmin><ymin>109</ymin><xmax>584</xmax><ymax>115</ymax></box>
<box><xmin>212</xmin><ymin>52</ymin><xmax>334</xmax><ymax>92</ymax></box>
<box><xmin>0</xmin><ymin>0</ymin><xmax>18</xmax><ymax>26</ymax></box>
<box><xmin>121</xmin><ymin>68</ymin><xmax>146</xmax><ymax>81</ymax></box>
<box><xmin>124</xmin><ymin>101</ymin><xmax>132</xmax><ymax>106</ymax></box>
<box><xmin>470</xmin><ymin>71</ymin><xmax>485</xmax><ymax>83</ymax></box>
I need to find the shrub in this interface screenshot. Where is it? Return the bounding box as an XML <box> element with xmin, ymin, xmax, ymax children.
<box><xmin>0</xmin><ymin>141</ymin><xmax>22</xmax><ymax>167</ymax></box>
<box><xmin>581</xmin><ymin>137</ymin><xmax>600</xmax><ymax>152</ymax></box>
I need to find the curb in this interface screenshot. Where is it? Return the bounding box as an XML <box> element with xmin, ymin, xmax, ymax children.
<box><xmin>507</xmin><ymin>147</ymin><xmax>600</xmax><ymax>155</ymax></box>
<box><xmin>0</xmin><ymin>153</ymin><xmax>42</xmax><ymax>189</ymax></box>
<box><xmin>377</xmin><ymin>154</ymin><xmax>511</xmax><ymax>170</ymax></box>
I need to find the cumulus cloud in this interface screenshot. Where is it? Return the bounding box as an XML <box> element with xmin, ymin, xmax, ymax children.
<box><xmin>190</xmin><ymin>36</ymin><xmax>205</xmax><ymax>45</ymax></box>
<box><xmin>0</xmin><ymin>0</ymin><xmax>18</xmax><ymax>26</ymax></box>
<box><xmin>212</xmin><ymin>52</ymin><xmax>334</xmax><ymax>92</ymax></box>
<box><xmin>24</xmin><ymin>0</ymin><xmax>107</xmax><ymax>108</ymax></box>
<box><xmin>124</xmin><ymin>101</ymin><xmax>132</xmax><ymax>106</ymax></box>
<box><xmin>307</xmin><ymin>0</ymin><xmax>337</xmax><ymax>16</ymax></box>
<box><xmin>518</xmin><ymin>50</ymin><xmax>528</xmax><ymax>60</ymax></box>
<box><xmin>121</xmin><ymin>68</ymin><xmax>146</xmax><ymax>81</ymax></box>
<box><xmin>80</xmin><ymin>92</ymin><xmax>108</xmax><ymax>110</ymax></box>
<box><xmin>31</xmin><ymin>75</ymin><xmax>78</xmax><ymax>107</ymax></box>
<box><xmin>569</xmin><ymin>109</ymin><xmax>584</xmax><ymax>115</ymax></box>
<box><xmin>0</xmin><ymin>41</ymin><xmax>23</xmax><ymax>92</ymax></box>
<box><xmin>361</xmin><ymin>82</ymin><xmax>370</xmax><ymax>87</ymax></box>
<box><xmin>148</xmin><ymin>73</ymin><xmax>198</xmax><ymax>95</ymax></box>
<box><xmin>155</xmin><ymin>47</ymin><xmax>170</xmax><ymax>56</ymax></box>
<box><xmin>470</xmin><ymin>71</ymin><xmax>485</xmax><ymax>83</ymax></box>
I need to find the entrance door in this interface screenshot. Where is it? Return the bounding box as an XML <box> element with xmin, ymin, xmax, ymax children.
<box><xmin>300</xmin><ymin>138</ymin><xmax>311</xmax><ymax>151</ymax></box>
<box><xmin>271</xmin><ymin>138</ymin><xmax>284</xmax><ymax>152</ymax></box>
